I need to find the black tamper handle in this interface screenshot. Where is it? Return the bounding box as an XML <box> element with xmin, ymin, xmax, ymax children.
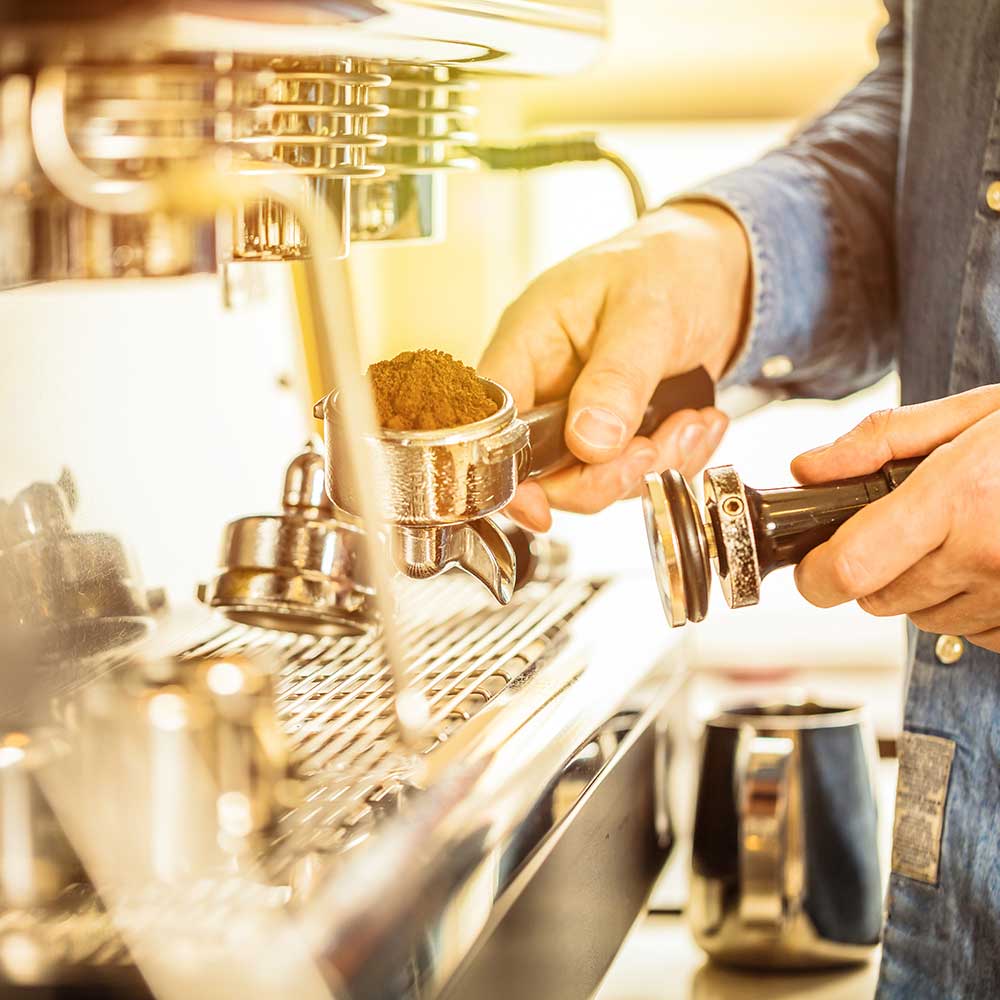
<box><xmin>747</xmin><ymin>456</ymin><xmax>924</xmax><ymax>578</ymax></box>
<box><xmin>521</xmin><ymin>366</ymin><xmax>716</xmax><ymax>480</ymax></box>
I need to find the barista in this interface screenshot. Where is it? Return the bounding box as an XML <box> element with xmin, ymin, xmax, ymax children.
<box><xmin>480</xmin><ymin>1</ymin><xmax>1000</xmax><ymax>996</ymax></box>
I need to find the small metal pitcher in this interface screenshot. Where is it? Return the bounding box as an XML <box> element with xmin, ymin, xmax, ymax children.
<box><xmin>689</xmin><ymin>702</ymin><xmax>882</xmax><ymax>968</ymax></box>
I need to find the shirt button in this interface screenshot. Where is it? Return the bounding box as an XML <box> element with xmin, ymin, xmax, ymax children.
<box><xmin>986</xmin><ymin>181</ymin><xmax>1000</xmax><ymax>212</ymax></box>
<box><xmin>761</xmin><ymin>355</ymin><xmax>793</xmax><ymax>379</ymax></box>
<box><xmin>935</xmin><ymin>634</ymin><xmax>964</xmax><ymax>665</ymax></box>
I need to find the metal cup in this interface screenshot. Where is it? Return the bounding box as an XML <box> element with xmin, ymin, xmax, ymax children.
<box><xmin>689</xmin><ymin>701</ymin><xmax>881</xmax><ymax>968</ymax></box>
<box><xmin>316</xmin><ymin>378</ymin><xmax>527</xmax><ymax>526</ymax></box>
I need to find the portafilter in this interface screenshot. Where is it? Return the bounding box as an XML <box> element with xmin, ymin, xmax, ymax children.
<box><xmin>642</xmin><ymin>455</ymin><xmax>924</xmax><ymax>627</ymax></box>
<box><xmin>315</xmin><ymin>367</ymin><xmax>715</xmax><ymax>603</ymax></box>
<box><xmin>198</xmin><ymin>442</ymin><xmax>376</xmax><ymax>636</ymax></box>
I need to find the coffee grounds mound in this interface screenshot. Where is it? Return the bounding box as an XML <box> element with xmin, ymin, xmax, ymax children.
<box><xmin>367</xmin><ymin>349</ymin><xmax>499</xmax><ymax>431</ymax></box>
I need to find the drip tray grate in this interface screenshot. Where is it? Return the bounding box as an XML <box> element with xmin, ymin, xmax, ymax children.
<box><xmin>180</xmin><ymin>575</ymin><xmax>601</xmax><ymax>857</ymax></box>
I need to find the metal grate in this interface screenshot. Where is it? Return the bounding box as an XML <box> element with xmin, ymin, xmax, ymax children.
<box><xmin>179</xmin><ymin>575</ymin><xmax>600</xmax><ymax>857</ymax></box>
<box><xmin>1</xmin><ymin>576</ymin><xmax>599</xmax><ymax>979</ymax></box>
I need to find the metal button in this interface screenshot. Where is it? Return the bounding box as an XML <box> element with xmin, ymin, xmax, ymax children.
<box><xmin>987</xmin><ymin>181</ymin><xmax>1000</xmax><ymax>212</ymax></box>
<box><xmin>761</xmin><ymin>355</ymin><xmax>793</xmax><ymax>379</ymax></box>
<box><xmin>935</xmin><ymin>634</ymin><xmax>964</xmax><ymax>665</ymax></box>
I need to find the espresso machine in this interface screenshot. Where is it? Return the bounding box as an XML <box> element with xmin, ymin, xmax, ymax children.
<box><xmin>0</xmin><ymin>4</ymin><xmax>692</xmax><ymax>998</ymax></box>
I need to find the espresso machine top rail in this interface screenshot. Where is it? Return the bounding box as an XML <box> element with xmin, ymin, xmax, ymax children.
<box><xmin>0</xmin><ymin>1</ymin><xmax>605</xmax><ymax>74</ymax></box>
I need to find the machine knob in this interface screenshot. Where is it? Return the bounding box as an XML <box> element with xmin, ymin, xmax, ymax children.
<box><xmin>281</xmin><ymin>441</ymin><xmax>332</xmax><ymax>517</ymax></box>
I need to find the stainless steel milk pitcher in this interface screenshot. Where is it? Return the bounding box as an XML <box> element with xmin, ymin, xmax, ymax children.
<box><xmin>689</xmin><ymin>702</ymin><xmax>882</xmax><ymax>968</ymax></box>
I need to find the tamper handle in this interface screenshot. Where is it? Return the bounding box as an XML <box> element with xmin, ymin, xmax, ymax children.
<box><xmin>748</xmin><ymin>455</ymin><xmax>925</xmax><ymax>577</ymax></box>
<box><xmin>521</xmin><ymin>366</ymin><xmax>716</xmax><ymax>480</ymax></box>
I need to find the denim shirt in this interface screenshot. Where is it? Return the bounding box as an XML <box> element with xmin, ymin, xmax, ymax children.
<box><xmin>691</xmin><ymin>1</ymin><xmax>1000</xmax><ymax>996</ymax></box>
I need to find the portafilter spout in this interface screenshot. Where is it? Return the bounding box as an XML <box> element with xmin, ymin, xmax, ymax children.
<box><xmin>642</xmin><ymin>456</ymin><xmax>924</xmax><ymax>627</ymax></box>
<box><xmin>316</xmin><ymin>367</ymin><xmax>715</xmax><ymax>602</ymax></box>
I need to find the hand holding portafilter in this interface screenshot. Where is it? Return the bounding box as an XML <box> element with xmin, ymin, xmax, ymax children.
<box><xmin>642</xmin><ymin>456</ymin><xmax>924</xmax><ymax>627</ymax></box>
<box><xmin>316</xmin><ymin>367</ymin><xmax>715</xmax><ymax>603</ymax></box>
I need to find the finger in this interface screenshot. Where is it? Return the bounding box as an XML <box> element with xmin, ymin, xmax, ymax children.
<box><xmin>479</xmin><ymin>288</ymin><xmax>581</xmax><ymax>411</ymax></box>
<box><xmin>504</xmin><ymin>481</ymin><xmax>552</xmax><ymax>532</ymax></box>
<box><xmin>791</xmin><ymin>385</ymin><xmax>1000</xmax><ymax>484</ymax></box>
<box><xmin>856</xmin><ymin>548</ymin><xmax>964</xmax><ymax>617</ymax></box>
<box><xmin>967</xmin><ymin>627</ymin><xmax>1000</xmax><ymax>654</ymax></box>
<box><xmin>794</xmin><ymin>467</ymin><xmax>951</xmax><ymax>607</ymax></box>
<box><xmin>565</xmin><ymin>314</ymin><xmax>670</xmax><ymax>464</ymax></box>
<box><xmin>909</xmin><ymin>592</ymin><xmax>995</xmax><ymax>637</ymax></box>
<box><xmin>622</xmin><ymin>408</ymin><xmax>728</xmax><ymax>499</ymax></box>
<box><xmin>676</xmin><ymin>409</ymin><xmax>729</xmax><ymax>479</ymax></box>
<box><xmin>537</xmin><ymin>438</ymin><xmax>659</xmax><ymax>514</ymax></box>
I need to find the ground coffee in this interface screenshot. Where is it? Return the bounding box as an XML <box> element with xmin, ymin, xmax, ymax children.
<box><xmin>367</xmin><ymin>349</ymin><xmax>499</xmax><ymax>431</ymax></box>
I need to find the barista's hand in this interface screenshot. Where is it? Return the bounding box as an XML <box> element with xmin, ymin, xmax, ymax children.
<box><xmin>479</xmin><ymin>203</ymin><xmax>750</xmax><ymax>531</ymax></box>
<box><xmin>791</xmin><ymin>386</ymin><xmax>1000</xmax><ymax>651</ymax></box>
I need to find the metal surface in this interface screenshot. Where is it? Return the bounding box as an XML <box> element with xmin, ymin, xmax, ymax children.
<box><xmin>0</xmin><ymin>3</ymin><xmax>606</xmax><ymax>72</ymax></box>
<box><xmin>227</xmin><ymin>55</ymin><xmax>389</xmax><ymax>261</ymax></box>
<box><xmin>0</xmin><ymin>1</ymin><xmax>606</xmax><ymax>286</ymax></box>
<box><xmin>0</xmin><ymin>570</ymin><xmax>683</xmax><ymax>999</ymax></box>
<box><xmin>296</xmin><ymin>570</ymin><xmax>682</xmax><ymax>998</ymax></box>
<box><xmin>319</xmin><ymin>378</ymin><xmax>525</xmax><ymax>527</ymax></box>
<box><xmin>642</xmin><ymin>471</ymin><xmax>690</xmax><ymax>629</ymax></box>
<box><xmin>199</xmin><ymin>444</ymin><xmax>377</xmax><ymax>636</ymax></box>
<box><xmin>0</xmin><ymin>474</ymin><xmax>153</xmax><ymax>666</ymax></box>
<box><xmin>353</xmin><ymin>65</ymin><xmax>477</xmax><ymax>243</ymax></box>
<box><xmin>1</xmin><ymin>65</ymin><xmax>219</xmax><ymax>286</ymax></box>
<box><xmin>703</xmin><ymin>464</ymin><xmax>760</xmax><ymax>611</ymax></box>
<box><xmin>318</xmin><ymin>377</ymin><xmax>526</xmax><ymax>603</ymax></box>
<box><xmin>689</xmin><ymin>702</ymin><xmax>882</xmax><ymax>968</ymax></box>
<box><xmin>441</xmin><ymin>701</ymin><xmax>674</xmax><ymax>1000</ymax></box>
<box><xmin>0</xmin><ymin>729</ymin><xmax>84</xmax><ymax>913</ymax></box>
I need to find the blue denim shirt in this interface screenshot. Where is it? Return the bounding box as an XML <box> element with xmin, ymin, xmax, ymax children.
<box><xmin>692</xmin><ymin>1</ymin><xmax>1000</xmax><ymax>996</ymax></box>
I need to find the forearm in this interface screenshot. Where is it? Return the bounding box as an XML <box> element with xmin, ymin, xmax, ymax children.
<box><xmin>689</xmin><ymin>0</ymin><xmax>904</xmax><ymax>399</ymax></box>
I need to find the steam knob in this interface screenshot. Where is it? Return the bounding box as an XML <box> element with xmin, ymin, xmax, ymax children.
<box><xmin>281</xmin><ymin>441</ymin><xmax>331</xmax><ymax>517</ymax></box>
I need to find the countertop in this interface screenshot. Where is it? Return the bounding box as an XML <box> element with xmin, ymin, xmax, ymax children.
<box><xmin>594</xmin><ymin>916</ymin><xmax>880</xmax><ymax>1000</ymax></box>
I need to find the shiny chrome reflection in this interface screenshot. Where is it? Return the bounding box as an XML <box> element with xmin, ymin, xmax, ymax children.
<box><xmin>690</xmin><ymin>702</ymin><xmax>882</xmax><ymax>968</ymax></box>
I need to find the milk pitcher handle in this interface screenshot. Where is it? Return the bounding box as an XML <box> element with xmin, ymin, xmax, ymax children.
<box><xmin>736</xmin><ymin>732</ymin><xmax>794</xmax><ymax>928</ymax></box>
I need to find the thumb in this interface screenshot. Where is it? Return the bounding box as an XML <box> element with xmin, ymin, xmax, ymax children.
<box><xmin>792</xmin><ymin>384</ymin><xmax>1000</xmax><ymax>484</ymax></box>
<box><xmin>566</xmin><ymin>326</ymin><xmax>666</xmax><ymax>463</ymax></box>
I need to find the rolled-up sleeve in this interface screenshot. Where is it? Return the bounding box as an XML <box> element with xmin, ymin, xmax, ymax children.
<box><xmin>689</xmin><ymin>0</ymin><xmax>903</xmax><ymax>399</ymax></box>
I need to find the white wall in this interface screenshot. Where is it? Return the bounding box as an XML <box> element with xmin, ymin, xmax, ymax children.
<box><xmin>0</xmin><ymin>270</ymin><xmax>309</xmax><ymax>601</ymax></box>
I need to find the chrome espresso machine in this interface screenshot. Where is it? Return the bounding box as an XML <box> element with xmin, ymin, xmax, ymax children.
<box><xmin>0</xmin><ymin>4</ymin><xmax>688</xmax><ymax>998</ymax></box>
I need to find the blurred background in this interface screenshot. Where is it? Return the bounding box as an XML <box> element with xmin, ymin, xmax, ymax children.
<box><xmin>0</xmin><ymin>0</ymin><xmax>900</xmax><ymax>700</ymax></box>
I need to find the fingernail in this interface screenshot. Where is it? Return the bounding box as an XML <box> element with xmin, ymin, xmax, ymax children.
<box><xmin>678</xmin><ymin>422</ymin><xmax>706</xmax><ymax>455</ymax></box>
<box><xmin>571</xmin><ymin>407</ymin><xmax>627</xmax><ymax>452</ymax></box>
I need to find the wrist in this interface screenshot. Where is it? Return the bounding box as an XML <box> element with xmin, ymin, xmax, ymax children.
<box><xmin>670</xmin><ymin>200</ymin><xmax>752</xmax><ymax>379</ymax></box>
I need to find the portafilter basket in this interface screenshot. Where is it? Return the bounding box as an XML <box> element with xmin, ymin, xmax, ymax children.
<box><xmin>316</xmin><ymin>368</ymin><xmax>715</xmax><ymax>603</ymax></box>
<box><xmin>642</xmin><ymin>455</ymin><xmax>924</xmax><ymax>627</ymax></box>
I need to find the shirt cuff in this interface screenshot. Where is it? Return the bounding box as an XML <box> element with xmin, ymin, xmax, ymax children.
<box><xmin>673</xmin><ymin>155</ymin><xmax>842</xmax><ymax>394</ymax></box>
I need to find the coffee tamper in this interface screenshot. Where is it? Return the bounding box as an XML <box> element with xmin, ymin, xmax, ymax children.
<box><xmin>642</xmin><ymin>456</ymin><xmax>923</xmax><ymax>626</ymax></box>
<box><xmin>316</xmin><ymin>367</ymin><xmax>715</xmax><ymax>604</ymax></box>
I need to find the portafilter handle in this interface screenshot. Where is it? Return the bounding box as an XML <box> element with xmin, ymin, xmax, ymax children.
<box><xmin>742</xmin><ymin>455</ymin><xmax>923</xmax><ymax>576</ymax></box>
<box><xmin>520</xmin><ymin>366</ymin><xmax>715</xmax><ymax>479</ymax></box>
